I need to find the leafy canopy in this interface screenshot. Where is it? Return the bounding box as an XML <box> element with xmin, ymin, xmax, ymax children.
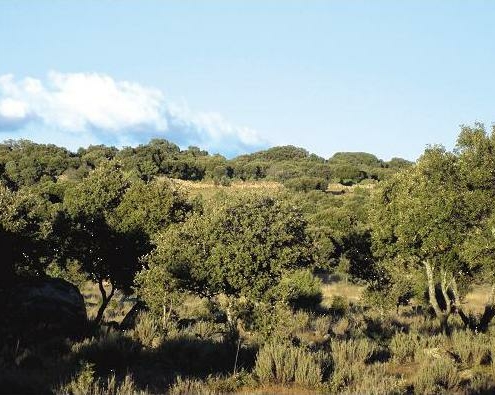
<box><xmin>137</xmin><ymin>193</ymin><xmax>315</xmax><ymax>306</ymax></box>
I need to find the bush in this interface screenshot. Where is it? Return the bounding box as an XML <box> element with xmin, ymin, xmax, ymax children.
<box><xmin>414</xmin><ymin>358</ymin><xmax>459</xmax><ymax>394</ymax></box>
<box><xmin>330</xmin><ymin>295</ymin><xmax>348</xmax><ymax>317</ymax></box>
<box><xmin>246</xmin><ymin>302</ymin><xmax>310</xmax><ymax>343</ymax></box>
<box><xmin>333</xmin><ymin>363</ymin><xmax>406</xmax><ymax>395</ymax></box>
<box><xmin>132</xmin><ymin>312</ymin><xmax>161</xmax><ymax>348</ymax></box>
<box><xmin>284</xmin><ymin>177</ymin><xmax>329</xmax><ymax>193</ymax></box>
<box><xmin>450</xmin><ymin>330</ymin><xmax>490</xmax><ymax>367</ymax></box>
<box><xmin>272</xmin><ymin>270</ymin><xmax>323</xmax><ymax>310</ymax></box>
<box><xmin>181</xmin><ymin>320</ymin><xmax>226</xmax><ymax>342</ymax></box>
<box><xmin>60</xmin><ymin>362</ymin><xmax>145</xmax><ymax>395</ymax></box>
<box><xmin>254</xmin><ymin>342</ymin><xmax>325</xmax><ymax>388</ymax></box>
<box><xmin>313</xmin><ymin>316</ymin><xmax>331</xmax><ymax>337</ymax></box>
<box><xmin>169</xmin><ymin>372</ymin><xmax>251</xmax><ymax>395</ymax></box>
<box><xmin>169</xmin><ymin>376</ymin><xmax>215</xmax><ymax>395</ymax></box>
<box><xmin>331</xmin><ymin>338</ymin><xmax>376</xmax><ymax>369</ymax></box>
<box><xmin>70</xmin><ymin>332</ymin><xmax>140</xmax><ymax>374</ymax></box>
<box><xmin>390</xmin><ymin>332</ymin><xmax>420</xmax><ymax>363</ymax></box>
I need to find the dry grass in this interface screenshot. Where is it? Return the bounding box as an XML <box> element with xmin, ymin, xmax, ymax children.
<box><xmin>319</xmin><ymin>275</ymin><xmax>364</xmax><ymax>308</ymax></box>
<box><xmin>326</xmin><ymin>182</ymin><xmax>376</xmax><ymax>194</ymax></box>
<box><xmin>239</xmin><ymin>385</ymin><xmax>321</xmax><ymax>394</ymax></box>
<box><xmin>171</xmin><ymin>178</ymin><xmax>283</xmax><ymax>192</ymax></box>
<box><xmin>463</xmin><ymin>284</ymin><xmax>493</xmax><ymax>314</ymax></box>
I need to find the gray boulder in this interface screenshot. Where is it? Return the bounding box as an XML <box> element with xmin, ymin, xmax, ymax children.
<box><xmin>2</xmin><ymin>276</ymin><xmax>87</xmax><ymax>337</ymax></box>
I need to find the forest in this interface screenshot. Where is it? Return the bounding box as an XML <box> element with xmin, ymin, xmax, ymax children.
<box><xmin>2</xmin><ymin>123</ymin><xmax>495</xmax><ymax>395</ymax></box>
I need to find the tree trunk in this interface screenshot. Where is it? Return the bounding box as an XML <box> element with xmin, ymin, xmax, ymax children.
<box><xmin>424</xmin><ymin>261</ymin><xmax>451</xmax><ymax>333</ymax></box>
<box><xmin>439</xmin><ymin>269</ymin><xmax>452</xmax><ymax>316</ymax></box>
<box><xmin>478</xmin><ymin>304</ymin><xmax>495</xmax><ymax>332</ymax></box>
<box><xmin>451</xmin><ymin>279</ymin><xmax>495</xmax><ymax>333</ymax></box>
<box><xmin>424</xmin><ymin>261</ymin><xmax>443</xmax><ymax>316</ymax></box>
<box><xmin>93</xmin><ymin>278</ymin><xmax>115</xmax><ymax>325</ymax></box>
<box><xmin>450</xmin><ymin>277</ymin><xmax>472</xmax><ymax>329</ymax></box>
<box><xmin>162</xmin><ymin>295</ymin><xmax>174</xmax><ymax>331</ymax></box>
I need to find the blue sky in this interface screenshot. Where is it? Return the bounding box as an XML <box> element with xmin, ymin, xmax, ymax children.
<box><xmin>1</xmin><ymin>1</ymin><xmax>494</xmax><ymax>160</ymax></box>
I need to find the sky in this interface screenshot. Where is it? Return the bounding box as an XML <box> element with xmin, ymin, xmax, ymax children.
<box><xmin>1</xmin><ymin>1</ymin><xmax>495</xmax><ymax>160</ymax></box>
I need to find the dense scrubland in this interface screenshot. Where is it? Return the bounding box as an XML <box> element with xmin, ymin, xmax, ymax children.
<box><xmin>1</xmin><ymin>123</ymin><xmax>495</xmax><ymax>394</ymax></box>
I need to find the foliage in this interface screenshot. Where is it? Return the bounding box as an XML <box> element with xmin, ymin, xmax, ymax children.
<box><xmin>330</xmin><ymin>338</ymin><xmax>376</xmax><ymax>369</ymax></box>
<box><xmin>60</xmin><ymin>362</ymin><xmax>144</xmax><ymax>395</ymax></box>
<box><xmin>450</xmin><ymin>330</ymin><xmax>490</xmax><ymax>367</ymax></box>
<box><xmin>270</xmin><ymin>269</ymin><xmax>322</xmax><ymax>310</ymax></box>
<box><xmin>389</xmin><ymin>331</ymin><xmax>420</xmax><ymax>363</ymax></box>
<box><xmin>0</xmin><ymin>140</ymin><xmax>79</xmax><ymax>188</ymax></box>
<box><xmin>170</xmin><ymin>373</ymin><xmax>249</xmax><ymax>395</ymax></box>
<box><xmin>0</xmin><ymin>183</ymin><xmax>60</xmax><ymax>285</ymax></box>
<box><xmin>414</xmin><ymin>358</ymin><xmax>459</xmax><ymax>394</ymax></box>
<box><xmin>370</xmin><ymin>124</ymin><xmax>495</xmax><ymax>330</ymax></box>
<box><xmin>283</xmin><ymin>176</ymin><xmax>328</xmax><ymax>192</ymax></box>
<box><xmin>131</xmin><ymin>312</ymin><xmax>162</xmax><ymax>348</ymax></box>
<box><xmin>254</xmin><ymin>342</ymin><xmax>325</xmax><ymax>387</ymax></box>
<box><xmin>137</xmin><ymin>194</ymin><xmax>314</xmax><ymax>301</ymax></box>
<box><xmin>60</xmin><ymin>161</ymin><xmax>192</xmax><ymax>322</ymax></box>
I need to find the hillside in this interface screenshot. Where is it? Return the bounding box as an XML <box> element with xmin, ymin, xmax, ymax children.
<box><xmin>0</xmin><ymin>139</ymin><xmax>412</xmax><ymax>191</ymax></box>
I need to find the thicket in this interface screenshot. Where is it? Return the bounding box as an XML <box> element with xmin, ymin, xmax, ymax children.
<box><xmin>2</xmin><ymin>125</ymin><xmax>495</xmax><ymax>394</ymax></box>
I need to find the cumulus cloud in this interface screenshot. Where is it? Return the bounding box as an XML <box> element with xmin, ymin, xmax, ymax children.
<box><xmin>0</xmin><ymin>71</ymin><xmax>265</xmax><ymax>155</ymax></box>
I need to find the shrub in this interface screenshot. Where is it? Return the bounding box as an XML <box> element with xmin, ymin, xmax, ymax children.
<box><xmin>60</xmin><ymin>362</ymin><xmax>145</xmax><ymax>395</ymax></box>
<box><xmin>132</xmin><ymin>311</ymin><xmax>161</xmax><ymax>348</ymax></box>
<box><xmin>283</xmin><ymin>177</ymin><xmax>329</xmax><ymax>193</ymax></box>
<box><xmin>71</xmin><ymin>332</ymin><xmax>140</xmax><ymax>373</ymax></box>
<box><xmin>330</xmin><ymin>296</ymin><xmax>348</xmax><ymax>317</ymax></box>
<box><xmin>62</xmin><ymin>362</ymin><xmax>96</xmax><ymax>395</ymax></box>
<box><xmin>272</xmin><ymin>270</ymin><xmax>323</xmax><ymax>311</ymax></box>
<box><xmin>181</xmin><ymin>320</ymin><xmax>226</xmax><ymax>341</ymax></box>
<box><xmin>169</xmin><ymin>373</ymin><xmax>250</xmax><ymax>395</ymax></box>
<box><xmin>151</xmin><ymin>336</ymin><xmax>256</xmax><ymax>377</ymax></box>
<box><xmin>469</xmin><ymin>371</ymin><xmax>495</xmax><ymax>394</ymax></box>
<box><xmin>335</xmin><ymin>363</ymin><xmax>406</xmax><ymax>395</ymax></box>
<box><xmin>169</xmin><ymin>376</ymin><xmax>215</xmax><ymax>395</ymax></box>
<box><xmin>450</xmin><ymin>330</ymin><xmax>490</xmax><ymax>367</ymax></box>
<box><xmin>254</xmin><ymin>342</ymin><xmax>324</xmax><ymax>387</ymax></box>
<box><xmin>248</xmin><ymin>302</ymin><xmax>310</xmax><ymax>343</ymax></box>
<box><xmin>213</xmin><ymin>175</ymin><xmax>232</xmax><ymax>187</ymax></box>
<box><xmin>331</xmin><ymin>338</ymin><xmax>376</xmax><ymax>369</ymax></box>
<box><xmin>414</xmin><ymin>358</ymin><xmax>459</xmax><ymax>394</ymax></box>
<box><xmin>390</xmin><ymin>332</ymin><xmax>420</xmax><ymax>363</ymax></box>
<box><xmin>313</xmin><ymin>316</ymin><xmax>331</xmax><ymax>337</ymax></box>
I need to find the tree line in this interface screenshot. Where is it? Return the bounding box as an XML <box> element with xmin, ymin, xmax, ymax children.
<box><xmin>2</xmin><ymin>125</ymin><xmax>495</xmax><ymax>334</ymax></box>
<box><xmin>0</xmin><ymin>138</ymin><xmax>411</xmax><ymax>190</ymax></box>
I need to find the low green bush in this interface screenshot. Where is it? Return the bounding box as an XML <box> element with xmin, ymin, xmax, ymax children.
<box><xmin>331</xmin><ymin>338</ymin><xmax>376</xmax><ymax>369</ymax></box>
<box><xmin>60</xmin><ymin>362</ymin><xmax>145</xmax><ymax>395</ymax></box>
<box><xmin>414</xmin><ymin>358</ymin><xmax>459</xmax><ymax>395</ymax></box>
<box><xmin>70</xmin><ymin>333</ymin><xmax>140</xmax><ymax>374</ymax></box>
<box><xmin>390</xmin><ymin>332</ymin><xmax>420</xmax><ymax>363</ymax></box>
<box><xmin>169</xmin><ymin>372</ymin><xmax>251</xmax><ymax>395</ymax></box>
<box><xmin>132</xmin><ymin>311</ymin><xmax>161</xmax><ymax>348</ymax></box>
<box><xmin>332</xmin><ymin>363</ymin><xmax>406</xmax><ymax>395</ymax></box>
<box><xmin>254</xmin><ymin>342</ymin><xmax>325</xmax><ymax>388</ymax></box>
<box><xmin>450</xmin><ymin>330</ymin><xmax>490</xmax><ymax>367</ymax></box>
<box><xmin>271</xmin><ymin>270</ymin><xmax>323</xmax><ymax>311</ymax></box>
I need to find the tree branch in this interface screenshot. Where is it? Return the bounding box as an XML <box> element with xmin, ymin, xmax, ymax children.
<box><xmin>440</xmin><ymin>269</ymin><xmax>452</xmax><ymax>316</ymax></box>
<box><xmin>450</xmin><ymin>277</ymin><xmax>471</xmax><ymax>328</ymax></box>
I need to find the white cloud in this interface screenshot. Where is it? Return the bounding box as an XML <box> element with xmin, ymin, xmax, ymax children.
<box><xmin>0</xmin><ymin>98</ymin><xmax>29</xmax><ymax>119</ymax></box>
<box><xmin>0</xmin><ymin>71</ymin><xmax>265</xmax><ymax>154</ymax></box>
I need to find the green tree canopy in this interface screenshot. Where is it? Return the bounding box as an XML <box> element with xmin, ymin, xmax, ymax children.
<box><xmin>370</xmin><ymin>124</ymin><xmax>495</xmax><ymax>331</ymax></box>
<box><xmin>136</xmin><ymin>194</ymin><xmax>315</xmax><ymax>314</ymax></box>
<box><xmin>61</xmin><ymin>161</ymin><xmax>192</xmax><ymax>323</ymax></box>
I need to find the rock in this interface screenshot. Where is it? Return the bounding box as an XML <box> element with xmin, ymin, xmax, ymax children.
<box><xmin>1</xmin><ymin>276</ymin><xmax>87</xmax><ymax>338</ymax></box>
